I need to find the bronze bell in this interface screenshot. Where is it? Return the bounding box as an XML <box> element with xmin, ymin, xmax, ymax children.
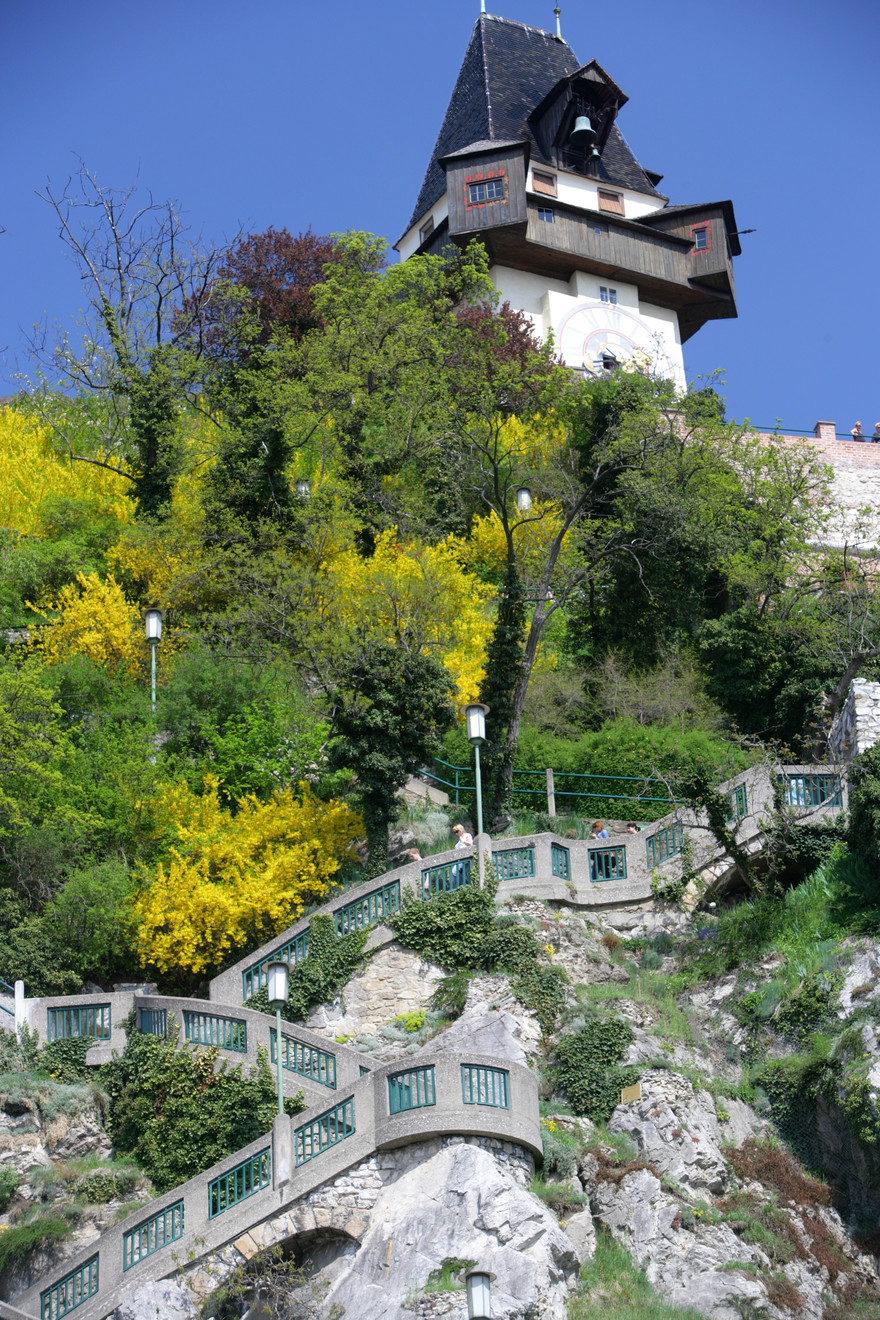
<box><xmin>569</xmin><ymin>114</ymin><xmax>597</xmax><ymax>148</ymax></box>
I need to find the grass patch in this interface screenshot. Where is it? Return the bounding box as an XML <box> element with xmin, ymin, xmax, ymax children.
<box><xmin>531</xmin><ymin>1174</ymin><xmax>589</xmax><ymax>1216</ymax></box>
<box><xmin>0</xmin><ymin>1210</ymin><xmax>75</xmax><ymax>1274</ymax></box>
<box><xmin>569</xmin><ymin>1231</ymin><xmax>707</xmax><ymax>1319</ymax></box>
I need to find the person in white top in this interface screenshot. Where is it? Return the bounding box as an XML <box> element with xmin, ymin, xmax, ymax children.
<box><xmin>452</xmin><ymin>823</ymin><xmax>473</xmax><ymax>848</ymax></box>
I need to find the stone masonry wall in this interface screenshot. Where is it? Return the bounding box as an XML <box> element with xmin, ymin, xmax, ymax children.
<box><xmin>829</xmin><ymin>678</ymin><xmax>880</xmax><ymax>761</ymax></box>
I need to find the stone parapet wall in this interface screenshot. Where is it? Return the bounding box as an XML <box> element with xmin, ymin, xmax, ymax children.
<box><xmin>13</xmin><ymin>1052</ymin><xmax>540</xmax><ymax>1320</ymax></box>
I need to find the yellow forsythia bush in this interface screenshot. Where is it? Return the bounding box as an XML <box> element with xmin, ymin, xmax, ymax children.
<box><xmin>134</xmin><ymin>776</ymin><xmax>362</xmax><ymax>976</ymax></box>
<box><xmin>0</xmin><ymin>407</ymin><xmax>133</xmax><ymax>534</ymax></box>
<box><xmin>30</xmin><ymin>573</ymin><xmax>143</xmax><ymax>677</ymax></box>
<box><xmin>326</xmin><ymin>529</ymin><xmax>495</xmax><ymax>705</ymax></box>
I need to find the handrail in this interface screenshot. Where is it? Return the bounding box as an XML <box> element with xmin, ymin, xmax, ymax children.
<box><xmin>16</xmin><ymin>1053</ymin><xmax>540</xmax><ymax>1320</ymax></box>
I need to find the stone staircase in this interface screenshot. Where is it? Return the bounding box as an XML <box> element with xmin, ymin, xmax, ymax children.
<box><xmin>1</xmin><ymin>759</ymin><xmax>846</xmax><ymax>1318</ymax></box>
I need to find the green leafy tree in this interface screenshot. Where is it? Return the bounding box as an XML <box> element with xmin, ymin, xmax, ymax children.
<box><xmin>330</xmin><ymin>641</ymin><xmax>456</xmax><ymax>868</ymax></box>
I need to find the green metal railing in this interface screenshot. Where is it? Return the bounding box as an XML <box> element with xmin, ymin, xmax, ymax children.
<box><xmin>727</xmin><ymin>782</ymin><xmax>748</xmax><ymax>822</ymax></box>
<box><xmin>646</xmin><ymin>822</ymin><xmax>684</xmax><ymax>868</ymax></box>
<box><xmin>551</xmin><ymin>842</ymin><xmax>570</xmax><ymax>880</ymax></box>
<box><xmin>421</xmin><ymin>857</ymin><xmax>471</xmax><ymax>897</ymax></box>
<box><xmin>423</xmin><ymin>757</ymin><xmax>679</xmax><ymax>815</ymax></box>
<box><xmin>242</xmin><ymin>930</ymin><xmax>309</xmax><ymax>1001</ymax></box>
<box><xmin>295</xmin><ymin>1097</ymin><xmax>355</xmax><ymax>1166</ymax></box>
<box><xmin>462</xmin><ymin>1064</ymin><xmax>509</xmax><ymax>1108</ymax></box>
<box><xmin>781</xmin><ymin>773</ymin><xmax>842</xmax><ymax>808</ymax></box>
<box><xmin>494</xmin><ymin>846</ymin><xmax>535</xmax><ymax>882</ymax></box>
<box><xmin>184</xmin><ymin>1011</ymin><xmax>247</xmax><ymax>1053</ymax></box>
<box><xmin>123</xmin><ymin>1200</ymin><xmax>183</xmax><ymax>1270</ymax></box>
<box><xmin>388</xmin><ymin>1065</ymin><xmax>436</xmax><ymax>1114</ymax></box>
<box><xmin>139</xmin><ymin>1008</ymin><xmax>167</xmax><ymax>1037</ymax></box>
<box><xmin>271</xmin><ymin>1029</ymin><xmax>336</xmax><ymax>1088</ymax></box>
<box><xmin>208</xmin><ymin>1148</ymin><xmax>270</xmax><ymax>1218</ymax></box>
<box><xmin>334</xmin><ymin>880</ymin><xmax>400</xmax><ymax>935</ymax></box>
<box><xmin>47</xmin><ymin>1004</ymin><xmax>110</xmax><ymax>1042</ymax></box>
<box><xmin>40</xmin><ymin>1254</ymin><xmax>98</xmax><ymax>1319</ymax></box>
<box><xmin>589</xmin><ymin>845</ymin><xmax>627</xmax><ymax>882</ymax></box>
<box><xmin>0</xmin><ymin>979</ymin><xmax>14</xmax><ymax>1018</ymax></box>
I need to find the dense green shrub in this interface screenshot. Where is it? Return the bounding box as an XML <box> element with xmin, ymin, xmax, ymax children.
<box><xmin>444</xmin><ymin>717</ymin><xmax>744</xmax><ymax>821</ymax></box>
<box><xmin>0</xmin><ymin>1166</ymin><xmax>19</xmax><ymax>1211</ymax></box>
<box><xmin>554</xmin><ymin>1019</ymin><xmax>639</xmax><ymax>1123</ymax></box>
<box><xmin>513</xmin><ymin>964</ymin><xmax>569</xmax><ymax>1035</ymax></box>
<box><xmin>247</xmin><ymin>914</ymin><xmax>368</xmax><ymax>1023</ymax></box>
<box><xmin>0</xmin><ymin>1211</ymin><xmax>73</xmax><ymax>1275</ymax></box>
<box><xmin>40</xmin><ymin>1035</ymin><xmax>95</xmax><ymax>1084</ymax></box>
<box><xmin>390</xmin><ymin>877</ymin><xmax>498</xmax><ymax>970</ymax></box>
<box><xmin>102</xmin><ymin>1016</ymin><xmax>304</xmax><ymax>1194</ymax></box>
<box><xmin>430</xmin><ymin>969</ymin><xmax>471</xmax><ymax>1019</ymax></box>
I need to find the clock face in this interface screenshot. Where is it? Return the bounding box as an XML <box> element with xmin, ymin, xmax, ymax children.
<box><xmin>556</xmin><ymin>301</ymin><xmax>674</xmax><ymax>380</ymax></box>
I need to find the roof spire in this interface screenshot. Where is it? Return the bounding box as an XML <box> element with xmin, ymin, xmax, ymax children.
<box><xmin>554</xmin><ymin>4</ymin><xmax>562</xmax><ymax>38</ymax></box>
<box><xmin>481</xmin><ymin>0</ymin><xmax>486</xmax><ymax>11</ymax></box>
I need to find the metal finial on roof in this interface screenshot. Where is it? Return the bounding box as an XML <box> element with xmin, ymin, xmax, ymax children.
<box><xmin>481</xmin><ymin>0</ymin><xmax>486</xmax><ymax>11</ymax></box>
<box><xmin>554</xmin><ymin>5</ymin><xmax>562</xmax><ymax>38</ymax></box>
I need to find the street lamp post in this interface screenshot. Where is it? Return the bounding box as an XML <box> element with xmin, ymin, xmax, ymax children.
<box><xmin>143</xmin><ymin>608</ymin><xmax>163</xmax><ymax>714</ymax></box>
<box><xmin>466</xmin><ymin>1269</ymin><xmax>494</xmax><ymax>1319</ymax></box>
<box><xmin>464</xmin><ymin>703</ymin><xmax>489</xmax><ymax>840</ymax></box>
<box><xmin>266</xmin><ymin>961</ymin><xmax>290</xmax><ymax>1117</ymax></box>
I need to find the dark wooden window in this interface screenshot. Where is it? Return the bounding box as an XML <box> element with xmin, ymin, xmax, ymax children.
<box><xmin>537</xmin><ymin>207</ymin><xmax>555</xmax><ymax>223</ymax></box>
<box><xmin>468</xmin><ymin>178</ymin><xmax>504</xmax><ymax>205</ymax></box>
<box><xmin>532</xmin><ymin>170</ymin><xmax>557</xmax><ymax>198</ymax></box>
<box><xmin>419</xmin><ymin>216</ymin><xmax>435</xmax><ymax>243</ymax></box>
<box><xmin>692</xmin><ymin>226</ymin><xmax>708</xmax><ymax>251</ymax></box>
<box><xmin>598</xmin><ymin>189</ymin><xmax>624</xmax><ymax>216</ymax></box>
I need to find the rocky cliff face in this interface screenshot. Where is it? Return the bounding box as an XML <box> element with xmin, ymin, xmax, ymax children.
<box><xmin>30</xmin><ymin>898</ymin><xmax>880</xmax><ymax>1318</ymax></box>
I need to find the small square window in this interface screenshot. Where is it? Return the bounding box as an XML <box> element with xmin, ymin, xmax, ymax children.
<box><xmin>532</xmin><ymin>170</ymin><xmax>557</xmax><ymax>198</ymax></box>
<box><xmin>537</xmin><ymin>207</ymin><xmax>555</xmax><ymax>223</ymax></box>
<box><xmin>692</xmin><ymin>226</ymin><xmax>709</xmax><ymax>251</ymax></box>
<box><xmin>600</xmin><ymin>286</ymin><xmax>618</xmax><ymax>304</ymax></box>
<box><xmin>598</xmin><ymin>189</ymin><xmax>624</xmax><ymax>216</ymax></box>
<box><xmin>467</xmin><ymin>177</ymin><xmax>505</xmax><ymax>206</ymax></box>
<box><xmin>419</xmin><ymin>216</ymin><xmax>435</xmax><ymax>243</ymax></box>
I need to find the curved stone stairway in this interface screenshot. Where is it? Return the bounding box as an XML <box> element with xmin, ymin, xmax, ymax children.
<box><xmin>2</xmin><ymin>761</ymin><xmax>845</xmax><ymax>1319</ymax></box>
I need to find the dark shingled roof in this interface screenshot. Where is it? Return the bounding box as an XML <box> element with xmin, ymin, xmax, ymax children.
<box><xmin>408</xmin><ymin>14</ymin><xmax>663</xmax><ymax>231</ymax></box>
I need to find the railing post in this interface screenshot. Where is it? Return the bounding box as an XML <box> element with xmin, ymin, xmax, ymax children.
<box><xmin>13</xmin><ymin>982</ymin><xmax>25</xmax><ymax>1033</ymax></box>
<box><xmin>455</xmin><ymin>767</ymin><xmax>459</xmax><ymax>806</ymax></box>
<box><xmin>546</xmin><ymin>767</ymin><xmax>556</xmax><ymax>817</ymax></box>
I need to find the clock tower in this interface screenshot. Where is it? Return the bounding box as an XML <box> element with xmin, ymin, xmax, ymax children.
<box><xmin>396</xmin><ymin>12</ymin><xmax>741</xmax><ymax>388</ymax></box>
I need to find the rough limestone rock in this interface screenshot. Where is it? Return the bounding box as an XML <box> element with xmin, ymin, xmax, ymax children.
<box><xmin>838</xmin><ymin>942</ymin><xmax>880</xmax><ymax>1017</ymax></box>
<box><xmin>608</xmin><ymin>1069</ymin><xmax>730</xmax><ymax>1197</ymax></box>
<box><xmin>323</xmin><ymin>1142</ymin><xmax>579</xmax><ymax>1319</ymax></box>
<box><xmin>591</xmin><ymin>1167</ymin><xmax>774</xmax><ymax>1320</ymax></box>
<box><xmin>561</xmin><ymin>1207</ymin><xmax>596</xmax><ymax>1262</ymax></box>
<box><xmin>109</xmin><ymin>1279</ymin><xmax>199</xmax><ymax>1320</ymax></box>
<box><xmin>305</xmin><ymin>943</ymin><xmax>443</xmax><ymax>1037</ymax></box>
<box><xmin>431</xmin><ymin>977</ymin><xmax>541</xmax><ymax>1066</ymax></box>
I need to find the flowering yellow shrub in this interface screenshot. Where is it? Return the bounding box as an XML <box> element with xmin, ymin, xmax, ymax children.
<box><xmin>457</xmin><ymin>503</ymin><xmax>564</xmax><ymax>580</ymax></box>
<box><xmin>30</xmin><ymin>573</ymin><xmax>143</xmax><ymax>677</ymax></box>
<box><xmin>0</xmin><ymin>407</ymin><xmax>133</xmax><ymax>535</ymax></box>
<box><xmin>325</xmin><ymin>529</ymin><xmax>495</xmax><ymax>705</ymax></box>
<box><xmin>134</xmin><ymin>776</ymin><xmax>362</xmax><ymax>976</ymax></box>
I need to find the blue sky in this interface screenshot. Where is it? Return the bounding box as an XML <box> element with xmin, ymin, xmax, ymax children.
<box><xmin>1</xmin><ymin>0</ymin><xmax>877</xmax><ymax>433</ymax></box>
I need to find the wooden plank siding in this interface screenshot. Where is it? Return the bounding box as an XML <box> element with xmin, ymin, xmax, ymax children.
<box><xmin>525</xmin><ymin>202</ymin><xmax>691</xmax><ymax>289</ymax></box>
<box><xmin>446</xmin><ymin>149</ymin><xmax>528</xmax><ymax>236</ymax></box>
